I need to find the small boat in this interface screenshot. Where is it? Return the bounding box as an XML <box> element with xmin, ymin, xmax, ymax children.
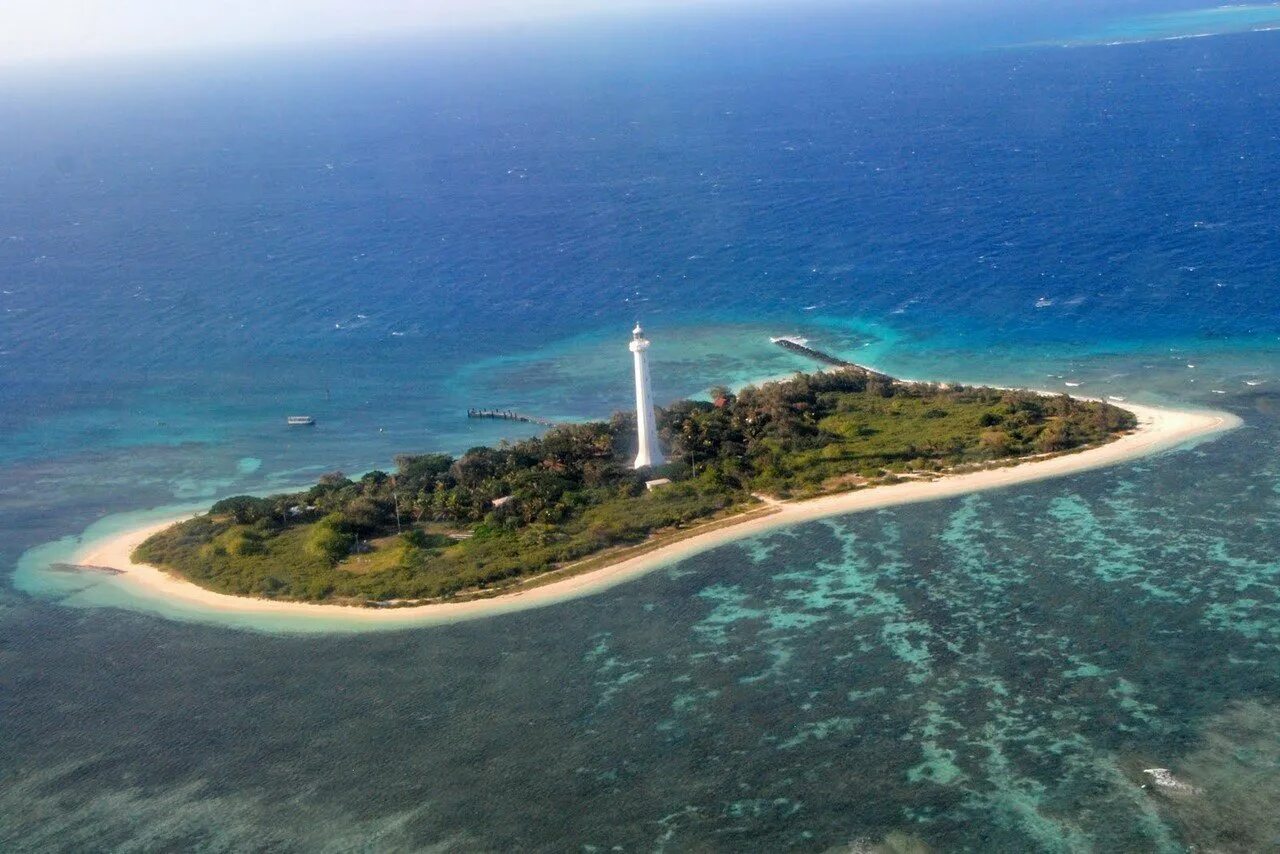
<box><xmin>286</xmin><ymin>415</ymin><xmax>316</xmax><ymax>426</ymax></box>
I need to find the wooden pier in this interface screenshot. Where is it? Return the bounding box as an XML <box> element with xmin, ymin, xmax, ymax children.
<box><xmin>467</xmin><ymin>409</ymin><xmax>559</xmax><ymax>428</ymax></box>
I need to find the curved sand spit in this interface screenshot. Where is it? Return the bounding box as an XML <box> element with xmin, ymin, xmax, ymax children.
<box><xmin>71</xmin><ymin>401</ymin><xmax>1239</xmax><ymax>627</ymax></box>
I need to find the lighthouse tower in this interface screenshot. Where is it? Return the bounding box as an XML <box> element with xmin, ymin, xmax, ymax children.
<box><xmin>629</xmin><ymin>323</ymin><xmax>665</xmax><ymax>469</ymax></box>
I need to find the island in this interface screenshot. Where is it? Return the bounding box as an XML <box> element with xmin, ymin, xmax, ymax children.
<box><xmin>132</xmin><ymin>367</ymin><xmax>1140</xmax><ymax>606</ymax></box>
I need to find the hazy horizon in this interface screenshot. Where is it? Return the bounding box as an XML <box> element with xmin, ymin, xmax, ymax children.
<box><xmin>0</xmin><ymin>0</ymin><xmax>794</xmax><ymax>68</ymax></box>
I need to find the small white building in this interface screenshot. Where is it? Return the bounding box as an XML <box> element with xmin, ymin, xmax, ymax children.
<box><xmin>645</xmin><ymin>478</ymin><xmax>672</xmax><ymax>491</ymax></box>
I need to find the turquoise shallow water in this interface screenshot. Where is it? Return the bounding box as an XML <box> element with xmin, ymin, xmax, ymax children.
<box><xmin>6</xmin><ymin>327</ymin><xmax>1278</xmax><ymax>850</ymax></box>
<box><xmin>5</xmin><ymin>2</ymin><xmax>1280</xmax><ymax>849</ymax></box>
<box><xmin>5</xmin><ymin>390</ymin><xmax>1279</xmax><ymax>850</ymax></box>
<box><xmin>1061</xmin><ymin>3</ymin><xmax>1280</xmax><ymax>45</ymax></box>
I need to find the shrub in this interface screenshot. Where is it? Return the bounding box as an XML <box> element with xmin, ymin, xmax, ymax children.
<box><xmin>979</xmin><ymin>429</ymin><xmax>1014</xmax><ymax>456</ymax></box>
<box><xmin>307</xmin><ymin>519</ymin><xmax>352</xmax><ymax>564</ymax></box>
<box><xmin>227</xmin><ymin>529</ymin><xmax>266</xmax><ymax>556</ymax></box>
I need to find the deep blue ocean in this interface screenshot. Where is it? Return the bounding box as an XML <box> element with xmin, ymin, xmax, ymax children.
<box><xmin>4</xmin><ymin>2</ymin><xmax>1280</xmax><ymax>850</ymax></box>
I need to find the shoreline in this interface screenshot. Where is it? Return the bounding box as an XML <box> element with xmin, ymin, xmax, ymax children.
<box><xmin>62</xmin><ymin>399</ymin><xmax>1240</xmax><ymax>629</ymax></box>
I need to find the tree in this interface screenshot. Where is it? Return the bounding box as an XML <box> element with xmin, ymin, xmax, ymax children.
<box><xmin>343</xmin><ymin>495</ymin><xmax>392</xmax><ymax>534</ymax></box>
<box><xmin>209</xmin><ymin>495</ymin><xmax>273</xmax><ymax>525</ymax></box>
<box><xmin>395</xmin><ymin>453</ymin><xmax>454</xmax><ymax>488</ymax></box>
<box><xmin>451</xmin><ymin>447</ymin><xmax>506</xmax><ymax>489</ymax></box>
<box><xmin>307</xmin><ymin>515</ymin><xmax>353</xmax><ymax>563</ymax></box>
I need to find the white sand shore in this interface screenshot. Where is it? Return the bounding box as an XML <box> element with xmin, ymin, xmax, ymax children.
<box><xmin>71</xmin><ymin>400</ymin><xmax>1239</xmax><ymax>627</ymax></box>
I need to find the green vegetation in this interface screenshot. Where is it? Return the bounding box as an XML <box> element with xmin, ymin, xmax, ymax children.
<box><xmin>134</xmin><ymin>368</ymin><xmax>1135</xmax><ymax>604</ymax></box>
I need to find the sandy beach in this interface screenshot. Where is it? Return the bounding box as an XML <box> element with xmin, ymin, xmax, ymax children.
<box><xmin>70</xmin><ymin>400</ymin><xmax>1239</xmax><ymax>627</ymax></box>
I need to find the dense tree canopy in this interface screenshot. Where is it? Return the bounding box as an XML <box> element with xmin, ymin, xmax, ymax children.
<box><xmin>135</xmin><ymin>369</ymin><xmax>1135</xmax><ymax>604</ymax></box>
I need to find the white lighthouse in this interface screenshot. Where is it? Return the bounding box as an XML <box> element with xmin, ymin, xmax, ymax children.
<box><xmin>629</xmin><ymin>323</ymin><xmax>665</xmax><ymax>469</ymax></box>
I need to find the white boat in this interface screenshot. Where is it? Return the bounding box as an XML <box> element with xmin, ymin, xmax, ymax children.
<box><xmin>286</xmin><ymin>415</ymin><xmax>316</xmax><ymax>426</ymax></box>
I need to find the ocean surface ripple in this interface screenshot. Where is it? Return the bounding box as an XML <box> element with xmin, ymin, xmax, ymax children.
<box><xmin>3</xmin><ymin>4</ymin><xmax>1280</xmax><ymax>849</ymax></box>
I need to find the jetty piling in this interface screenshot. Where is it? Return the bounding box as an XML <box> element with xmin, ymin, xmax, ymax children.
<box><xmin>467</xmin><ymin>409</ymin><xmax>559</xmax><ymax>427</ymax></box>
